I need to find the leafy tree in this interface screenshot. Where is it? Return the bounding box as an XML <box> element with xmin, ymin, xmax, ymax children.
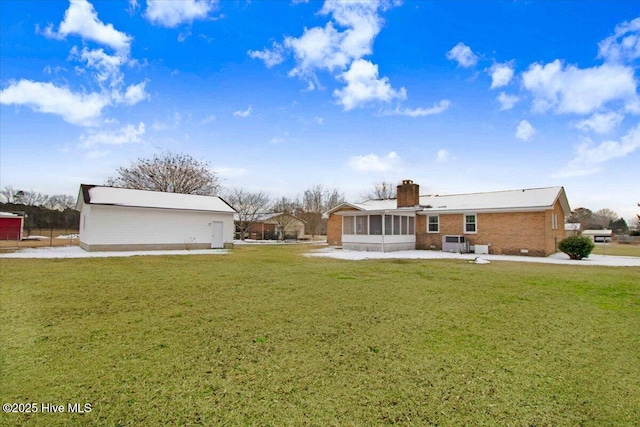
<box><xmin>107</xmin><ymin>152</ymin><xmax>219</xmax><ymax>195</ymax></box>
<box><xmin>226</xmin><ymin>188</ymin><xmax>270</xmax><ymax>240</ymax></box>
<box><xmin>610</xmin><ymin>218</ymin><xmax>629</xmax><ymax>235</ymax></box>
<box><xmin>558</xmin><ymin>235</ymin><xmax>595</xmax><ymax>260</ymax></box>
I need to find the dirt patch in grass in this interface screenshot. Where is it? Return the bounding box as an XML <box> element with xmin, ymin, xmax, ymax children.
<box><xmin>1</xmin><ymin>245</ymin><xmax>639</xmax><ymax>426</ymax></box>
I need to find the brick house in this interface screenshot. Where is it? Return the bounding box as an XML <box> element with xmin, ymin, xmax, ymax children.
<box><xmin>325</xmin><ymin>180</ymin><xmax>570</xmax><ymax>256</ymax></box>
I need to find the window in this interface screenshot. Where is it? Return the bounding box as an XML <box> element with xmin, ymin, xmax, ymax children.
<box><xmin>551</xmin><ymin>213</ymin><xmax>558</xmax><ymax>230</ymax></box>
<box><xmin>408</xmin><ymin>217</ymin><xmax>415</xmax><ymax>235</ymax></box>
<box><xmin>464</xmin><ymin>214</ymin><xmax>477</xmax><ymax>233</ymax></box>
<box><xmin>343</xmin><ymin>216</ymin><xmax>354</xmax><ymax>234</ymax></box>
<box><xmin>370</xmin><ymin>215</ymin><xmax>382</xmax><ymax>235</ymax></box>
<box><xmin>385</xmin><ymin>215</ymin><xmax>392</xmax><ymax>235</ymax></box>
<box><xmin>393</xmin><ymin>215</ymin><xmax>401</xmax><ymax>235</ymax></box>
<box><xmin>356</xmin><ymin>216</ymin><xmax>368</xmax><ymax>235</ymax></box>
<box><xmin>427</xmin><ymin>215</ymin><xmax>439</xmax><ymax>233</ymax></box>
<box><xmin>401</xmin><ymin>216</ymin><xmax>408</xmax><ymax>234</ymax></box>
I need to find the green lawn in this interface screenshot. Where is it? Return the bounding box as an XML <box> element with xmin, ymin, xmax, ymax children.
<box><xmin>591</xmin><ymin>242</ymin><xmax>640</xmax><ymax>257</ymax></box>
<box><xmin>1</xmin><ymin>245</ymin><xmax>639</xmax><ymax>426</ymax></box>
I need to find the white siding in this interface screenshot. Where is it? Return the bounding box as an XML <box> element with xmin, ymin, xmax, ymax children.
<box><xmin>80</xmin><ymin>205</ymin><xmax>234</xmax><ymax>248</ymax></box>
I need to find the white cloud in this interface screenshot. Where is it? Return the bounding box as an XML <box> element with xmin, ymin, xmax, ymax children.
<box><xmin>391</xmin><ymin>100</ymin><xmax>450</xmax><ymax>117</ymax></box>
<box><xmin>42</xmin><ymin>0</ymin><xmax>132</xmax><ymax>55</ymax></box>
<box><xmin>575</xmin><ymin>112</ymin><xmax>624</xmax><ymax>134</ymax></box>
<box><xmin>314</xmin><ymin>116</ymin><xmax>324</xmax><ymax>125</ymax></box>
<box><xmin>250</xmin><ymin>1</ymin><xmax>416</xmax><ymax>112</ymax></box>
<box><xmin>122</xmin><ymin>81</ymin><xmax>149</xmax><ymax>105</ymax></box>
<box><xmin>488</xmin><ymin>62</ymin><xmax>514</xmax><ymax>89</ymax></box>
<box><xmin>0</xmin><ymin>80</ymin><xmax>110</xmax><ymax>126</ymax></box>
<box><xmin>334</xmin><ymin>59</ymin><xmax>406</xmax><ymax>110</ymax></box>
<box><xmin>233</xmin><ymin>106</ymin><xmax>252</xmax><ymax>117</ymax></box>
<box><xmin>598</xmin><ymin>17</ymin><xmax>640</xmax><ymax>64</ymax></box>
<box><xmin>347</xmin><ymin>151</ymin><xmax>399</xmax><ymax>172</ymax></box>
<box><xmin>497</xmin><ymin>92</ymin><xmax>519</xmax><ymax>110</ymax></box>
<box><xmin>436</xmin><ymin>149</ymin><xmax>450</xmax><ymax>162</ymax></box>
<box><xmin>515</xmin><ymin>120</ymin><xmax>535</xmax><ymax>141</ymax></box>
<box><xmin>80</xmin><ymin>122</ymin><xmax>145</xmax><ymax>147</ymax></box>
<box><xmin>284</xmin><ymin>1</ymin><xmax>384</xmax><ymax>78</ymax></box>
<box><xmin>248</xmin><ymin>43</ymin><xmax>286</xmax><ymax>68</ymax></box>
<box><xmin>521</xmin><ymin>59</ymin><xmax>638</xmax><ymax>115</ymax></box>
<box><xmin>446</xmin><ymin>42</ymin><xmax>478</xmax><ymax>68</ymax></box>
<box><xmin>144</xmin><ymin>0</ymin><xmax>217</xmax><ymax>28</ymax></box>
<box><xmin>285</xmin><ymin>23</ymin><xmax>348</xmax><ymax>76</ymax></box>
<box><xmin>555</xmin><ymin>124</ymin><xmax>640</xmax><ymax>177</ymax></box>
<box><xmin>70</xmin><ymin>46</ymin><xmax>124</xmax><ymax>86</ymax></box>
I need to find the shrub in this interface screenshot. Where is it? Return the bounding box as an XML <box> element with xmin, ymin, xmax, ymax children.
<box><xmin>558</xmin><ymin>235</ymin><xmax>595</xmax><ymax>260</ymax></box>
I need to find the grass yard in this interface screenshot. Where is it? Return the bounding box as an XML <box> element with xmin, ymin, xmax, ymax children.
<box><xmin>591</xmin><ymin>242</ymin><xmax>640</xmax><ymax>257</ymax></box>
<box><xmin>1</xmin><ymin>245</ymin><xmax>639</xmax><ymax>426</ymax></box>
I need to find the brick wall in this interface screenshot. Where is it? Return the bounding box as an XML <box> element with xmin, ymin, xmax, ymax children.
<box><xmin>326</xmin><ymin>207</ymin><xmax>358</xmax><ymax>246</ymax></box>
<box><xmin>416</xmin><ymin>200</ymin><xmax>565</xmax><ymax>256</ymax></box>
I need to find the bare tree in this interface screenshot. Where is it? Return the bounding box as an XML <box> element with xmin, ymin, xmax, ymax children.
<box><xmin>567</xmin><ymin>207</ymin><xmax>594</xmax><ymax>229</ymax></box>
<box><xmin>301</xmin><ymin>184</ymin><xmax>345</xmax><ymax>237</ymax></box>
<box><xmin>270</xmin><ymin>197</ymin><xmax>303</xmax><ymax>240</ymax></box>
<box><xmin>107</xmin><ymin>152</ymin><xmax>219</xmax><ymax>195</ymax></box>
<box><xmin>361</xmin><ymin>181</ymin><xmax>397</xmax><ymax>200</ymax></box>
<box><xmin>593</xmin><ymin>208</ymin><xmax>618</xmax><ymax>229</ymax></box>
<box><xmin>226</xmin><ymin>188</ymin><xmax>270</xmax><ymax>240</ymax></box>
<box><xmin>45</xmin><ymin>195</ymin><xmax>76</xmax><ymax>211</ymax></box>
<box><xmin>14</xmin><ymin>190</ymin><xmax>49</xmax><ymax>206</ymax></box>
<box><xmin>271</xmin><ymin>213</ymin><xmax>298</xmax><ymax>241</ymax></box>
<box><xmin>1</xmin><ymin>186</ymin><xmax>18</xmax><ymax>203</ymax></box>
<box><xmin>271</xmin><ymin>196</ymin><xmax>302</xmax><ymax>216</ymax></box>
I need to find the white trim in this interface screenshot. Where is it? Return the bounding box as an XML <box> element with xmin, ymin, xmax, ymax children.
<box><xmin>427</xmin><ymin>215</ymin><xmax>439</xmax><ymax>233</ymax></box>
<box><xmin>464</xmin><ymin>213</ymin><xmax>477</xmax><ymax>234</ymax></box>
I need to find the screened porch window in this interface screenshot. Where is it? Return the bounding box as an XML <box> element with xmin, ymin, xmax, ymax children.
<box><xmin>343</xmin><ymin>214</ymin><xmax>415</xmax><ymax>236</ymax></box>
<box><xmin>356</xmin><ymin>216</ymin><xmax>368</xmax><ymax>235</ymax></box>
<box><xmin>370</xmin><ymin>215</ymin><xmax>382</xmax><ymax>235</ymax></box>
<box><xmin>343</xmin><ymin>216</ymin><xmax>354</xmax><ymax>234</ymax></box>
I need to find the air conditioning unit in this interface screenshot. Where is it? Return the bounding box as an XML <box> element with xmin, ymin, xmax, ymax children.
<box><xmin>442</xmin><ymin>235</ymin><xmax>469</xmax><ymax>253</ymax></box>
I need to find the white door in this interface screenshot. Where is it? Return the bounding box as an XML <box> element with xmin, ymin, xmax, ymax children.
<box><xmin>211</xmin><ymin>221</ymin><xmax>223</xmax><ymax>248</ymax></box>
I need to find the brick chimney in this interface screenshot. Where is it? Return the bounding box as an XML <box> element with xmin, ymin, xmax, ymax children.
<box><xmin>397</xmin><ymin>179</ymin><xmax>419</xmax><ymax>208</ymax></box>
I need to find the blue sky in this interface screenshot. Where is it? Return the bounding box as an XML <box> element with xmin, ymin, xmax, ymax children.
<box><xmin>1</xmin><ymin>0</ymin><xmax>639</xmax><ymax>220</ymax></box>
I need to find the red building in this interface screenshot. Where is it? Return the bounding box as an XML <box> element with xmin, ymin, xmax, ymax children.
<box><xmin>0</xmin><ymin>212</ymin><xmax>24</xmax><ymax>240</ymax></box>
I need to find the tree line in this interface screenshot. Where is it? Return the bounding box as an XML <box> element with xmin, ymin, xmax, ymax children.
<box><xmin>11</xmin><ymin>152</ymin><xmax>637</xmax><ymax>240</ymax></box>
<box><xmin>0</xmin><ymin>187</ymin><xmax>79</xmax><ymax>234</ymax></box>
<box><xmin>567</xmin><ymin>206</ymin><xmax>639</xmax><ymax>236</ymax></box>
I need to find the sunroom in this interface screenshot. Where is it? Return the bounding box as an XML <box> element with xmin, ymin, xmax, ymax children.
<box><xmin>337</xmin><ymin>210</ymin><xmax>416</xmax><ymax>252</ymax></box>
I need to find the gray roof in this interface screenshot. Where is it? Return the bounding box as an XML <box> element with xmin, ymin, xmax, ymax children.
<box><xmin>326</xmin><ymin>186</ymin><xmax>570</xmax><ymax>215</ymax></box>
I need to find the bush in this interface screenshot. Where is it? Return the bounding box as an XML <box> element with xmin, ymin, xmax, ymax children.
<box><xmin>558</xmin><ymin>235</ymin><xmax>595</xmax><ymax>260</ymax></box>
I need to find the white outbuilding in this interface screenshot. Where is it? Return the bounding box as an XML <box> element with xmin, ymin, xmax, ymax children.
<box><xmin>76</xmin><ymin>185</ymin><xmax>236</xmax><ymax>252</ymax></box>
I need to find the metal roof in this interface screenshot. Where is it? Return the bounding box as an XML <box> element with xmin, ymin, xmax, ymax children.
<box><xmin>326</xmin><ymin>186</ymin><xmax>570</xmax><ymax>216</ymax></box>
<box><xmin>76</xmin><ymin>185</ymin><xmax>236</xmax><ymax>213</ymax></box>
